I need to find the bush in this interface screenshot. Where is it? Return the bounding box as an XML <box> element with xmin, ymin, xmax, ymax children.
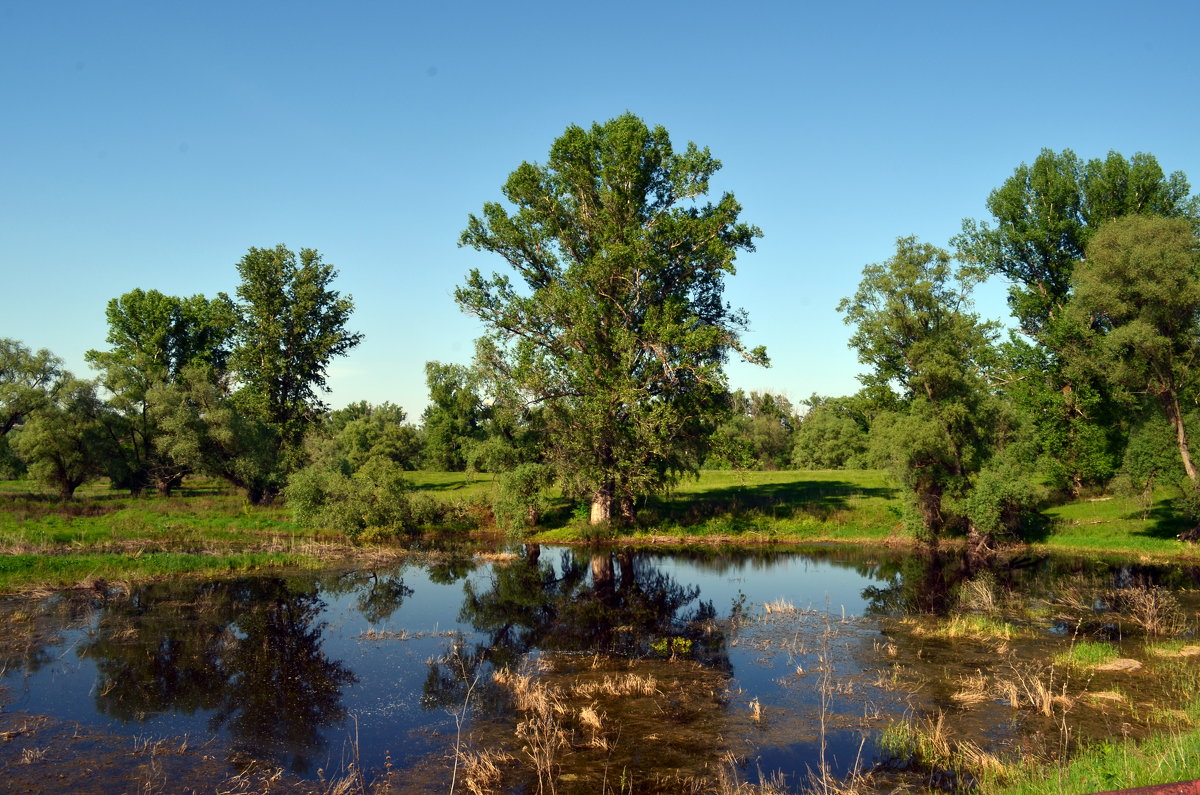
<box><xmin>287</xmin><ymin>457</ymin><xmax>421</xmax><ymax>539</ymax></box>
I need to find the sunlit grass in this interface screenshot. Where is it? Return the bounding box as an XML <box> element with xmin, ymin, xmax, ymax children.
<box><xmin>1054</xmin><ymin>640</ymin><xmax>1119</xmax><ymax>668</ymax></box>
<box><xmin>981</xmin><ymin>729</ymin><xmax>1200</xmax><ymax>794</ymax></box>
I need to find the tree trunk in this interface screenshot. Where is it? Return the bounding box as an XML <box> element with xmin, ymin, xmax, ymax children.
<box><xmin>590</xmin><ymin>484</ymin><xmax>613</xmax><ymax>525</ymax></box>
<box><xmin>1164</xmin><ymin>392</ymin><xmax>1199</xmax><ymax>482</ymax></box>
<box><xmin>915</xmin><ymin>477</ymin><xmax>943</xmax><ymax>548</ymax></box>
<box><xmin>618</xmin><ymin>494</ymin><xmax>636</xmax><ymax>526</ymax></box>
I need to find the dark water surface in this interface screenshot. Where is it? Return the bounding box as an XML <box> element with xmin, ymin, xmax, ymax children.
<box><xmin>2</xmin><ymin>544</ymin><xmax>1199</xmax><ymax>792</ymax></box>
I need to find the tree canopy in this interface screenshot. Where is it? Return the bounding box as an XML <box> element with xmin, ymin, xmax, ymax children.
<box><xmin>457</xmin><ymin>113</ymin><xmax>766</xmax><ymax>525</ymax></box>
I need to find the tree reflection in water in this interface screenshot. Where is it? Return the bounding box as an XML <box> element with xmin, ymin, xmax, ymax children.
<box><xmin>78</xmin><ymin>577</ymin><xmax>355</xmax><ymax>774</ymax></box>
<box><xmin>458</xmin><ymin>546</ymin><xmax>723</xmax><ymax>665</ymax></box>
<box><xmin>420</xmin><ymin>545</ymin><xmax>734</xmax><ymax>791</ymax></box>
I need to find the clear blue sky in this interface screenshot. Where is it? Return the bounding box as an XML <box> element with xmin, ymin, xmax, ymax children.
<box><xmin>4</xmin><ymin>1</ymin><xmax>1197</xmax><ymax>416</ymax></box>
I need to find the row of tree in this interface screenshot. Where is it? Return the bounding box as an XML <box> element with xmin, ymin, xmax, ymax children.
<box><xmin>4</xmin><ymin>113</ymin><xmax>1199</xmax><ymax>546</ymax></box>
<box><xmin>1</xmin><ymin>244</ymin><xmax>360</xmax><ymax>502</ymax></box>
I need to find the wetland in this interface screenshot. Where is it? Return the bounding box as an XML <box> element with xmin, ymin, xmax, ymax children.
<box><xmin>2</xmin><ymin>544</ymin><xmax>1200</xmax><ymax>793</ymax></box>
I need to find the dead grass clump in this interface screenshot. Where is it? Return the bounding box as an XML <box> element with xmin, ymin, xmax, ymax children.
<box><xmin>950</xmin><ymin>671</ymin><xmax>990</xmax><ymax>706</ymax></box>
<box><xmin>995</xmin><ymin>662</ymin><xmax>1069</xmax><ymax>716</ymax></box>
<box><xmin>957</xmin><ymin>573</ymin><xmax>998</xmax><ymax>614</ymax></box>
<box><xmin>1110</xmin><ymin>585</ymin><xmax>1188</xmax><ymax>637</ymax></box>
<box><xmin>457</xmin><ymin>748</ymin><xmax>514</xmax><ymax>795</ymax></box>
<box><xmin>570</xmin><ymin>672</ymin><xmax>659</xmax><ymax>699</ymax></box>
<box><xmin>475</xmin><ymin>551</ymin><xmax>518</xmax><ymax>564</ymax></box>
<box><xmin>764</xmin><ymin>598</ymin><xmax>798</xmax><ymax>614</ymax></box>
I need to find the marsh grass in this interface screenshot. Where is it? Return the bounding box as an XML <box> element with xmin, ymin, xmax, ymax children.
<box><xmin>878</xmin><ymin>711</ymin><xmax>1004</xmax><ymax>778</ymax></box>
<box><xmin>981</xmin><ymin>729</ymin><xmax>1200</xmax><ymax>795</ymax></box>
<box><xmin>1054</xmin><ymin>641</ymin><xmax>1119</xmax><ymax>668</ymax></box>
<box><xmin>904</xmin><ymin>614</ymin><xmax>1022</xmax><ymax>642</ymax></box>
<box><xmin>1110</xmin><ymin>584</ymin><xmax>1188</xmax><ymax>636</ymax></box>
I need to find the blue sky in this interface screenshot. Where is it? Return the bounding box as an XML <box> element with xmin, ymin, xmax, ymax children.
<box><xmin>4</xmin><ymin>1</ymin><xmax>1198</xmax><ymax>416</ymax></box>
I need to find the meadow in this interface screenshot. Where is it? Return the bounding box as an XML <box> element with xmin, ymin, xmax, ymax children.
<box><xmin>2</xmin><ymin>468</ymin><xmax>1199</xmax><ymax>594</ymax></box>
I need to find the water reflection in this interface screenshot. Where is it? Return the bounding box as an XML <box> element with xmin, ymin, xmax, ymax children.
<box><xmin>460</xmin><ymin>545</ymin><xmax>724</xmax><ymax>663</ymax></box>
<box><xmin>78</xmin><ymin>577</ymin><xmax>355</xmax><ymax>773</ymax></box>
<box><xmin>4</xmin><ymin>544</ymin><xmax>1200</xmax><ymax>791</ymax></box>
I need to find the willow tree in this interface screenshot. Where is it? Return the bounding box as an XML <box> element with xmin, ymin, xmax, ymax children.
<box><xmin>1072</xmin><ymin>216</ymin><xmax>1200</xmax><ymax>483</ymax></box>
<box><xmin>457</xmin><ymin>113</ymin><xmax>766</xmax><ymax>526</ymax></box>
<box><xmin>840</xmin><ymin>237</ymin><xmax>1000</xmax><ymax>541</ymax></box>
<box><xmin>954</xmin><ymin>149</ymin><xmax>1198</xmax><ymax>492</ymax></box>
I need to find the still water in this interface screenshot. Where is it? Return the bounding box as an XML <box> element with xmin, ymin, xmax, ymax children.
<box><xmin>1</xmin><ymin>545</ymin><xmax>1198</xmax><ymax>792</ymax></box>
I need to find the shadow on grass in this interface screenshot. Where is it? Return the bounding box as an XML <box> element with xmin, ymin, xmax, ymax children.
<box><xmin>1138</xmin><ymin>501</ymin><xmax>1194</xmax><ymax>540</ymax></box>
<box><xmin>411</xmin><ymin>479</ymin><xmax>486</xmax><ymax>493</ymax></box>
<box><xmin>639</xmin><ymin>479</ymin><xmax>897</xmax><ymax>528</ymax></box>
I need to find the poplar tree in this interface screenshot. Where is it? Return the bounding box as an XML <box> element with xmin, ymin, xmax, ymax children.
<box><xmin>457</xmin><ymin>113</ymin><xmax>766</xmax><ymax>526</ymax></box>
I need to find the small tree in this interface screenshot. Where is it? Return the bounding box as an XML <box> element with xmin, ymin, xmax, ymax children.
<box><xmin>457</xmin><ymin>113</ymin><xmax>766</xmax><ymax>526</ymax></box>
<box><xmin>420</xmin><ymin>362</ymin><xmax>485</xmax><ymax>471</ymax></box>
<box><xmin>11</xmin><ymin>377</ymin><xmax>115</xmax><ymax>498</ymax></box>
<box><xmin>231</xmin><ymin>245</ymin><xmax>363</xmax><ymax>472</ymax></box>
<box><xmin>840</xmin><ymin>237</ymin><xmax>1000</xmax><ymax>540</ymax></box>
<box><xmin>1</xmin><ymin>338</ymin><xmax>63</xmax><ymax>436</ymax></box>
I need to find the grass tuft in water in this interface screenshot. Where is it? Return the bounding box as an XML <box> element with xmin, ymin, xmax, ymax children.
<box><xmin>1054</xmin><ymin>641</ymin><xmax>1119</xmax><ymax>668</ymax></box>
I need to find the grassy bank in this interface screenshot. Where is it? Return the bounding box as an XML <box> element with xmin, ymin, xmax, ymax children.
<box><xmin>3</xmin><ymin>468</ymin><xmax>1200</xmax><ymax>593</ymax></box>
<box><xmin>982</xmin><ymin>728</ymin><xmax>1200</xmax><ymax>794</ymax></box>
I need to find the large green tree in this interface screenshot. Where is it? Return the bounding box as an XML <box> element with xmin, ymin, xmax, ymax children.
<box><xmin>955</xmin><ymin>149</ymin><xmax>1199</xmax><ymax>493</ymax></box>
<box><xmin>86</xmin><ymin>289</ymin><xmax>236</xmax><ymax>495</ymax></box>
<box><xmin>457</xmin><ymin>113</ymin><xmax>766</xmax><ymax>525</ymax></box>
<box><xmin>1071</xmin><ymin>215</ymin><xmax>1200</xmax><ymax>483</ymax></box>
<box><xmin>0</xmin><ymin>339</ymin><xmax>63</xmax><ymax>436</ymax></box>
<box><xmin>231</xmin><ymin>244</ymin><xmax>363</xmax><ymax>458</ymax></box>
<box><xmin>840</xmin><ymin>237</ymin><xmax>1000</xmax><ymax>540</ymax></box>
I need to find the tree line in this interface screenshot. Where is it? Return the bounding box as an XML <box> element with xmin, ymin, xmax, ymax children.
<box><xmin>3</xmin><ymin>113</ymin><xmax>1199</xmax><ymax>545</ymax></box>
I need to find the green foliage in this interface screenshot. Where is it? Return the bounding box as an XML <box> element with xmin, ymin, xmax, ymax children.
<box><xmin>955</xmin><ymin>148</ymin><xmax>1198</xmax><ymax>338</ymax></box>
<box><xmin>706</xmin><ymin>390</ymin><xmax>798</xmax><ymax>470</ymax></box>
<box><xmin>151</xmin><ymin>365</ymin><xmax>284</xmax><ymax>504</ymax></box>
<box><xmin>230</xmin><ymin>244</ymin><xmax>363</xmax><ymax>470</ymax></box>
<box><xmin>996</xmin><ymin>336</ymin><xmax>1123</xmax><ymax>494</ymax></box>
<box><xmin>840</xmin><ymin>237</ymin><xmax>1001</xmax><ymax>539</ymax></box>
<box><xmin>492</xmin><ymin>462</ymin><xmax>554</xmax><ymax>532</ymax></box>
<box><xmin>287</xmin><ymin>457</ymin><xmax>425</xmax><ymax>539</ymax></box>
<box><xmin>956</xmin><ymin>150</ymin><xmax>1199</xmax><ymax>494</ymax></box>
<box><xmin>457</xmin><ymin>113</ymin><xmax>765</xmax><ymax>525</ymax></box>
<box><xmin>1072</xmin><ymin>215</ymin><xmax>1200</xmax><ymax>485</ymax></box>
<box><xmin>85</xmin><ymin>289</ymin><xmax>237</xmax><ymax>495</ymax></box>
<box><xmin>10</xmin><ymin>377</ymin><xmax>116</xmax><ymax>498</ymax></box>
<box><xmin>791</xmin><ymin>394</ymin><xmax>874</xmax><ymax>469</ymax></box>
<box><xmin>318</xmin><ymin>401</ymin><xmax>421</xmax><ymax>472</ymax></box>
<box><xmin>964</xmin><ymin>435</ymin><xmax>1045</xmax><ymax>540</ymax></box>
<box><xmin>288</xmin><ymin>403</ymin><xmax>454</xmax><ymax>539</ymax></box>
<box><xmin>0</xmin><ymin>338</ymin><xmax>63</xmax><ymax>436</ymax></box>
<box><xmin>420</xmin><ymin>361</ymin><xmax>484</xmax><ymax>471</ymax></box>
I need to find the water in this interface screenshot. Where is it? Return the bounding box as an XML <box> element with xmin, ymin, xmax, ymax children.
<box><xmin>2</xmin><ymin>545</ymin><xmax>1198</xmax><ymax>792</ymax></box>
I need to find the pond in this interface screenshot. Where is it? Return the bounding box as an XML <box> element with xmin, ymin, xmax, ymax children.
<box><xmin>2</xmin><ymin>544</ymin><xmax>1199</xmax><ymax>793</ymax></box>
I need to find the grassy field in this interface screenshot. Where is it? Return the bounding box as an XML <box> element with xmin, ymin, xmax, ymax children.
<box><xmin>2</xmin><ymin>468</ymin><xmax>1199</xmax><ymax>593</ymax></box>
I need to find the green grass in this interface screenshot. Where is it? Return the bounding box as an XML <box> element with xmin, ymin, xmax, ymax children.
<box><xmin>917</xmin><ymin>614</ymin><xmax>1023</xmax><ymax>641</ymax></box>
<box><xmin>1054</xmin><ymin>640</ymin><xmax>1119</xmax><ymax>668</ymax></box>
<box><xmin>5</xmin><ymin>467</ymin><xmax>1200</xmax><ymax>594</ymax></box>
<box><xmin>1038</xmin><ymin>489</ymin><xmax>1196</xmax><ymax>558</ymax></box>
<box><xmin>982</xmin><ymin>729</ymin><xmax>1200</xmax><ymax>794</ymax></box>
<box><xmin>405</xmin><ymin>470</ymin><xmax>497</xmax><ymax>500</ymax></box>
<box><xmin>535</xmin><ymin>468</ymin><xmax>904</xmax><ymax>544</ymax></box>
<box><xmin>0</xmin><ymin>551</ymin><xmax>319</xmax><ymax>592</ymax></box>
